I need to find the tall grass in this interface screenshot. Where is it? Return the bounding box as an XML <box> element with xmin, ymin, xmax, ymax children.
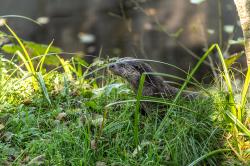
<box><xmin>128</xmin><ymin>43</ymin><xmax>250</xmax><ymax>163</ymax></box>
<box><xmin>1</xmin><ymin>22</ymin><xmax>88</xmax><ymax>106</ymax></box>
<box><xmin>4</xmin><ymin>23</ymin><xmax>35</xmax><ymax>75</ymax></box>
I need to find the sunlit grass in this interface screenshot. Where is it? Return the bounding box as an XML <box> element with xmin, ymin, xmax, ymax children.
<box><xmin>1</xmin><ymin>23</ymin><xmax>250</xmax><ymax>165</ymax></box>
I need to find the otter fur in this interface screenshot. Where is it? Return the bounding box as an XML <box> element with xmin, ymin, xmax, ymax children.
<box><xmin>109</xmin><ymin>58</ymin><xmax>200</xmax><ymax>113</ymax></box>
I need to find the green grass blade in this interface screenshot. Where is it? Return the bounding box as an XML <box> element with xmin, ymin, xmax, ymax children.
<box><xmin>71</xmin><ymin>58</ymin><xmax>78</xmax><ymax>77</ymax></box>
<box><xmin>63</xmin><ymin>75</ymin><xmax>70</xmax><ymax>97</ymax></box>
<box><xmin>72</xmin><ymin>57</ymin><xmax>89</xmax><ymax>77</ymax></box>
<box><xmin>16</xmin><ymin>50</ymin><xmax>32</xmax><ymax>73</ymax></box>
<box><xmin>36</xmin><ymin>72</ymin><xmax>51</xmax><ymax>105</ymax></box>
<box><xmin>225</xmin><ymin>111</ymin><xmax>250</xmax><ymax>138</ymax></box>
<box><xmin>122</xmin><ymin>58</ymin><xmax>204</xmax><ymax>88</ymax></box>
<box><xmin>143</xmin><ymin>72</ymin><xmax>210</xmax><ymax>95</ymax></box>
<box><xmin>37</xmin><ymin>40</ymin><xmax>54</xmax><ymax>72</ymax></box>
<box><xmin>174</xmin><ymin>44</ymin><xmax>216</xmax><ymax>102</ymax></box>
<box><xmin>154</xmin><ymin>44</ymin><xmax>217</xmax><ymax>138</ymax></box>
<box><xmin>134</xmin><ymin>74</ymin><xmax>146</xmax><ymax>146</ymax></box>
<box><xmin>105</xmin><ymin>99</ymin><xmax>195</xmax><ymax>113</ymax></box>
<box><xmin>240</xmin><ymin>67</ymin><xmax>250</xmax><ymax>119</ymax></box>
<box><xmin>1</xmin><ymin>57</ymin><xmax>25</xmax><ymax>75</ymax></box>
<box><xmin>4</xmin><ymin>22</ymin><xmax>35</xmax><ymax>74</ymax></box>
<box><xmin>215</xmin><ymin>44</ymin><xmax>237</xmax><ymax>118</ymax></box>
<box><xmin>215</xmin><ymin>45</ymin><xmax>233</xmax><ymax>96</ymax></box>
<box><xmin>56</xmin><ymin>55</ymin><xmax>73</xmax><ymax>80</ymax></box>
<box><xmin>188</xmin><ymin>149</ymin><xmax>231</xmax><ymax>166</ymax></box>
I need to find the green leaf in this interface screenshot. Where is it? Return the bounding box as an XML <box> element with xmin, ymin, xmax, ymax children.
<box><xmin>37</xmin><ymin>40</ymin><xmax>54</xmax><ymax>72</ymax></box>
<box><xmin>225</xmin><ymin>52</ymin><xmax>243</xmax><ymax>68</ymax></box>
<box><xmin>85</xmin><ymin>101</ymin><xmax>98</xmax><ymax>109</ymax></box>
<box><xmin>43</xmin><ymin>56</ymin><xmax>61</xmax><ymax>66</ymax></box>
<box><xmin>73</xmin><ymin>56</ymin><xmax>89</xmax><ymax>67</ymax></box>
<box><xmin>23</xmin><ymin>41</ymin><xmax>62</xmax><ymax>56</ymax></box>
<box><xmin>2</xmin><ymin>44</ymin><xmax>22</xmax><ymax>54</ymax></box>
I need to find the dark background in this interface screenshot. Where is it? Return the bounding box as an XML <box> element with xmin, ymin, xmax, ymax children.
<box><xmin>0</xmin><ymin>0</ymin><xmax>243</xmax><ymax>82</ymax></box>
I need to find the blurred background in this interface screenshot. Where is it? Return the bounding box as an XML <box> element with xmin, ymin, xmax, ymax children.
<box><xmin>0</xmin><ymin>0</ymin><xmax>243</xmax><ymax>82</ymax></box>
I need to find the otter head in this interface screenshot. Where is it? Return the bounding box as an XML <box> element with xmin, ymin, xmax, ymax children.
<box><xmin>108</xmin><ymin>58</ymin><xmax>155</xmax><ymax>90</ymax></box>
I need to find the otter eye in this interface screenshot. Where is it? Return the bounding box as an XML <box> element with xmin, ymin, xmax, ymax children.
<box><xmin>109</xmin><ymin>64</ymin><xmax>115</xmax><ymax>68</ymax></box>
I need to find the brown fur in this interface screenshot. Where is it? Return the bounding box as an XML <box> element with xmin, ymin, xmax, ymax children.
<box><xmin>109</xmin><ymin>58</ymin><xmax>200</xmax><ymax>113</ymax></box>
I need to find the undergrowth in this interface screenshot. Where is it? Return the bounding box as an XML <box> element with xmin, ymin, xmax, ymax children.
<box><xmin>0</xmin><ymin>21</ymin><xmax>250</xmax><ymax>166</ymax></box>
<box><xmin>0</xmin><ymin>66</ymin><xmax>226</xmax><ymax>165</ymax></box>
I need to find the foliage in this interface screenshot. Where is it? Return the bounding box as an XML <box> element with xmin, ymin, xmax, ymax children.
<box><xmin>0</xmin><ymin>22</ymin><xmax>250</xmax><ymax>165</ymax></box>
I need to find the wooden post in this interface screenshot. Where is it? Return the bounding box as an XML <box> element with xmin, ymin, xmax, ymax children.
<box><xmin>234</xmin><ymin>0</ymin><xmax>250</xmax><ymax>66</ymax></box>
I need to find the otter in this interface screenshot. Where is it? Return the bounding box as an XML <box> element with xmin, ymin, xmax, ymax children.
<box><xmin>108</xmin><ymin>58</ymin><xmax>202</xmax><ymax>113</ymax></box>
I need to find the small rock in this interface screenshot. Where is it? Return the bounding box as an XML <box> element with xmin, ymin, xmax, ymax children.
<box><xmin>7</xmin><ymin>155</ymin><xmax>15</xmax><ymax>162</ymax></box>
<box><xmin>165</xmin><ymin>154</ymin><xmax>171</xmax><ymax>161</ymax></box>
<box><xmin>54</xmin><ymin>120</ymin><xmax>60</xmax><ymax>125</ymax></box>
<box><xmin>79</xmin><ymin>115</ymin><xmax>86</xmax><ymax>125</ymax></box>
<box><xmin>56</xmin><ymin>112</ymin><xmax>67</xmax><ymax>121</ymax></box>
<box><xmin>23</xmin><ymin>99</ymin><xmax>32</xmax><ymax>105</ymax></box>
<box><xmin>27</xmin><ymin>154</ymin><xmax>45</xmax><ymax>166</ymax></box>
<box><xmin>22</xmin><ymin>155</ymin><xmax>30</xmax><ymax>164</ymax></box>
<box><xmin>2</xmin><ymin>161</ymin><xmax>11</xmax><ymax>166</ymax></box>
<box><xmin>91</xmin><ymin>114</ymin><xmax>103</xmax><ymax>127</ymax></box>
<box><xmin>132</xmin><ymin>141</ymin><xmax>151</xmax><ymax>157</ymax></box>
<box><xmin>0</xmin><ymin>123</ymin><xmax>5</xmax><ymax>130</ymax></box>
<box><xmin>3</xmin><ymin>132</ymin><xmax>14</xmax><ymax>142</ymax></box>
<box><xmin>91</xmin><ymin>139</ymin><xmax>97</xmax><ymax>150</ymax></box>
<box><xmin>96</xmin><ymin>161</ymin><xmax>106</xmax><ymax>166</ymax></box>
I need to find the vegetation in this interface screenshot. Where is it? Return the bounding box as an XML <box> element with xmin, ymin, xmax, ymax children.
<box><xmin>1</xmin><ymin>8</ymin><xmax>250</xmax><ymax>165</ymax></box>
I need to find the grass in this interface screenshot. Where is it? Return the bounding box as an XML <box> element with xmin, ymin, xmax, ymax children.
<box><xmin>0</xmin><ymin>22</ymin><xmax>250</xmax><ymax>165</ymax></box>
<box><xmin>0</xmin><ymin>72</ymin><xmax>226</xmax><ymax>165</ymax></box>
